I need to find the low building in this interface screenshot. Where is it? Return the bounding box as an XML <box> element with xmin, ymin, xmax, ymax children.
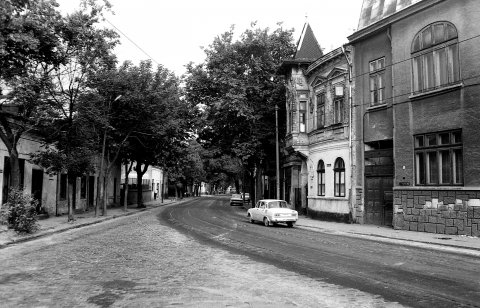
<box><xmin>121</xmin><ymin>163</ymin><xmax>167</xmax><ymax>204</ymax></box>
<box><xmin>0</xmin><ymin>133</ymin><xmax>121</xmax><ymax>216</ymax></box>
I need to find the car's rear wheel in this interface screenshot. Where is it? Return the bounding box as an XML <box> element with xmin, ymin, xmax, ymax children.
<box><xmin>263</xmin><ymin>217</ymin><xmax>270</xmax><ymax>227</ymax></box>
<box><xmin>286</xmin><ymin>221</ymin><xmax>294</xmax><ymax>228</ymax></box>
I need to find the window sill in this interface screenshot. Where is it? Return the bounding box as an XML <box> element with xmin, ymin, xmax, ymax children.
<box><xmin>366</xmin><ymin>103</ymin><xmax>388</xmax><ymax>112</ymax></box>
<box><xmin>393</xmin><ymin>186</ymin><xmax>468</xmax><ymax>191</ymax></box>
<box><xmin>409</xmin><ymin>83</ymin><xmax>463</xmax><ymax>101</ymax></box>
<box><xmin>308</xmin><ymin>196</ymin><xmax>348</xmax><ymax>201</ymax></box>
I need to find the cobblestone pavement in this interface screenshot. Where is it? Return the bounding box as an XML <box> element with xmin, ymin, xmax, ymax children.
<box><xmin>0</xmin><ymin>206</ymin><xmax>406</xmax><ymax>307</ymax></box>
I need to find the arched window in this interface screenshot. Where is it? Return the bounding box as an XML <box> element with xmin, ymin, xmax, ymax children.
<box><xmin>317</xmin><ymin>160</ymin><xmax>325</xmax><ymax>196</ymax></box>
<box><xmin>411</xmin><ymin>22</ymin><xmax>459</xmax><ymax>94</ymax></box>
<box><xmin>334</xmin><ymin>158</ymin><xmax>345</xmax><ymax>197</ymax></box>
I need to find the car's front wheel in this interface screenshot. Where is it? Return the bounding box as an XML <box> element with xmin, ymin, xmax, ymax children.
<box><xmin>248</xmin><ymin>214</ymin><xmax>254</xmax><ymax>223</ymax></box>
<box><xmin>286</xmin><ymin>221</ymin><xmax>294</xmax><ymax>228</ymax></box>
<box><xmin>263</xmin><ymin>217</ymin><xmax>270</xmax><ymax>227</ymax></box>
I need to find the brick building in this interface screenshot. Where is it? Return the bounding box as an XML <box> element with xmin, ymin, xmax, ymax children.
<box><xmin>349</xmin><ymin>0</ymin><xmax>480</xmax><ymax>235</ymax></box>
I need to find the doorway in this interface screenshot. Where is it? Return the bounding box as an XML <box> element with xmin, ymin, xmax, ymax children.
<box><xmin>88</xmin><ymin>176</ymin><xmax>95</xmax><ymax>208</ymax></box>
<box><xmin>31</xmin><ymin>169</ymin><xmax>43</xmax><ymax>213</ymax></box>
<box><xmin>365</xmin><ymin>176</ymin><xmax>393</xmax><ymax>226</ymax></box>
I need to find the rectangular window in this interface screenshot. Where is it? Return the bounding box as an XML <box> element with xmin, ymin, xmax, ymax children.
<box><xmin>316</xmin><ymin>93</ymin><xmax>325</xmax><ymax>128</ymax></box>
<box><xmin>299</xmin><ymin>100</ymin><xmax>306</xmax><ymax>132</ymax></box>
<box><xmin>415</xmin><ymin>130</ymin><xmax>463</xmax><ymax>186</ymax></box>
<box><xmin>369</xmin><ymin>57</ymin><xmax>386</xmax><ymax>106</ymax></box>
<box><xmin>334</xmin><ymin>171</ymin><xmax>345</xmax><ymax>197</ymax></box>
<box><xmin>334</xmin><ymin>99</ymin><xmax>344</xmax><ymax>124</ymax></box>
<box><xmin>318</xmin><ymin>173</ymin><xmax>325</xmax><ymax>196</ymax></box>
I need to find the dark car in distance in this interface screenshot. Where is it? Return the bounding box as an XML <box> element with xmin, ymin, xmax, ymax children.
<box><xmin>230</xmin><ymin>194</ymin><xmax>243</xmax><ymax>206</ymax></box>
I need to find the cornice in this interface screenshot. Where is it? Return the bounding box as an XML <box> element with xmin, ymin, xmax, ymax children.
<box><xmin>348</xmin><ymin>0</ymin><xmax>446</xmax><ymax>44</ymax></box>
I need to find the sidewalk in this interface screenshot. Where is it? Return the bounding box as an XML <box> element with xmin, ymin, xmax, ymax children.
<box><xmin>0</xmin><ymin>198</ymin><xmax>188</xmax><ymax>249</ymax></box>
<box><xmin>295</xmin><ymin>215</ymin><xmax>480</xmax><ymax>257</ymax></box>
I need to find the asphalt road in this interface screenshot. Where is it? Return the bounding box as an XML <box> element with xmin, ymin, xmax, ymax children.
<box><xmin>161</xmin><ymin>196</ymin><xmax>480</xmax><ymax>308</ymax></box>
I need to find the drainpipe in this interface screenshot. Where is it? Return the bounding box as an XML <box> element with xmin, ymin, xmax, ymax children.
<box><xmin>342</xmin><ymin>45</ymin><xmax>355</xmax><ymax>223</ymax></box>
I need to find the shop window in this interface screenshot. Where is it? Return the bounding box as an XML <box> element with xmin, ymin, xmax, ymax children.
<box><xmin>415</xmin><ymin>130</ymin><xmax>463</xmax><ymax>185</ymax></box>
<box><xmin>411</xmin><ymin>22</ymin><xmax>459</xmax><ymax>94</ymax></box>
<box><xmin>317</xmin><ymin>160</ymin><xmax>325</xmax><ymax>196</ymax></box>
<box><xmin>334</xmin><ymin>158</ymin><xmax>345</xmax><ymax>197</ymax></box>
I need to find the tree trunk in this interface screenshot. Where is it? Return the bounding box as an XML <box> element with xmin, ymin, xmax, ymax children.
<box><xmin>67</xmin><ymin>174</ymin><xmax>74</xmax><ymax>222</ymax></box>
<box><xmin>96</xmin><ymin>132</ymin><xmax>107</xmax><ymax>216</ymax></box>
<box><xmin>8</xmin><ymin>149</ymin><xmax>21</xmax><ymax>189</ymax></box>
<box><xmin>136</xmin><ymin>163</ymin><xmax>148</xmax><ymax>208</ymax></box>
<box><xmin>123</xmin><ymin>162</ymin><xmax>133</xmax><ymax>211</ymax></box>
<box><xmin>102</xmin><ymin>175</ymin><xmax>108</xmax><ymax>216</ymax></box>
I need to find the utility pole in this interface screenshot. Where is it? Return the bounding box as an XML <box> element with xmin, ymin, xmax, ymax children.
<box><xmin>275</xmin><ymin>104</ymin><xmax>280</xmax><ymax>200</ymax></box>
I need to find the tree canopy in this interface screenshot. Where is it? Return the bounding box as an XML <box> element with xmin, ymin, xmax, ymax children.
<box><xmin>184</xmin><ymin>23</ymin><xmax>296</xmax><ymax>191</ymax></box>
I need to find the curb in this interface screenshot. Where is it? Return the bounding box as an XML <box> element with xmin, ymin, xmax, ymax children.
<box><xmin>0</xmin><ymin>198</ymin><xmax>194</xmax><ymax>249</ymax></box>
<box><xmin>295</xmin><ymin>224</ymin><xmax>480</xmax><ymax>257</ymax></box>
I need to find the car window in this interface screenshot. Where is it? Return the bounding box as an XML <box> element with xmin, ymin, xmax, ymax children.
<box><xmin>267</xmin><ymin>201</ymin><xmax>288</xmax><ymax>209</ymax></box>
<box><xmin>259</xmin><ymin>202</ymin><xmax>265</xmax><ymax>209</ymax></box>
<box><xmin>232</xmin><ymin>194</ymin><xmax>241</xmax><ymax>199</ymax></box>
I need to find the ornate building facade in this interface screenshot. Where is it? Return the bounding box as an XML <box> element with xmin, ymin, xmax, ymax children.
<box><xmin>281</xmin><ymin>24</ymin><xmax>355</xmax><ymax>222</ymax></box>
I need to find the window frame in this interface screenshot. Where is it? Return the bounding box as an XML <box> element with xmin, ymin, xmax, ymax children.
<box><xmin>316</xmin><ymin>93</ymin><xmax>325</xmax><ymax>129</ymax></box>
<box><xmin>317</xmin><ymin>160</ymin><xmax>325</xmax><ymax>196</ymax></box>
<box><xmin>369</xmin><ymin>57</ymin><xmax>386</xmax><ymax>106</ymax></box>
<box><xmin>411</xmin><ymin>22</ymin><xmax>460</xmax><ymax>94</ymax></box>
<box><xmin>299</xmin><ymin>100</ymin><xmax>307</xmax><ymax>132</ymax></box>
<box><xmin>333</xmin><ymin>98</ymin><xmax>344</xmax><ymax>124</ymax></box>
<box><xmin>414</xmin><ymin>130</ymin><xmax>463</xmax><ymax>186</ymax></box>
<box><xmin>334</xmin><ymin>158</ymin><xmax>346</xmax><ymax>197</ymax></box>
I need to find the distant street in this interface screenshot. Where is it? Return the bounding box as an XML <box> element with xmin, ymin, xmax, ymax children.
<box><xmin>0</xmin><ymin>197</ymin><xmax>479</xmax><ymax>307</ymax></box>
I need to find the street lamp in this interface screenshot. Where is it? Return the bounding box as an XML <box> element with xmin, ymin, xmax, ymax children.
<box><xmin>275</xmin><ymin>104</ymin><xmax>280</xmax><ymax>200</ymax></box>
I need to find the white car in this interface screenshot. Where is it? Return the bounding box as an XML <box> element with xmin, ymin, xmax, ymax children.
<box><xmin>247</xmin><ymin>199</ymin><xmax>298</xmax><ymax>227</ymax></box>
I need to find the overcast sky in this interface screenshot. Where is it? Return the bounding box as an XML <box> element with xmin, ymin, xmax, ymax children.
<box><xmin>57</xmin><ymin>0</ymin><xmax>364</xmax><ymax>77</ymax></box>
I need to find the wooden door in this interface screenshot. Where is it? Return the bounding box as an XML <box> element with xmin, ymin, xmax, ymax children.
<box><xmin>365</xmin><ymin>176</ymin><xmax>393</xmax><ymax>226</ymax></box>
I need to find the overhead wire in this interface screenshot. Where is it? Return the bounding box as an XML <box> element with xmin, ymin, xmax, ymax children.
<box><xmin>104</xmin><ymin>18</ymin><xmax>160</xmax><ymax>66</ymax></box>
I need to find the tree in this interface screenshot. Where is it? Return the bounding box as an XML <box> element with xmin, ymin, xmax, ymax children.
<box><xmin>80</xmin><ymin>64</ymin><xmax>134</xmax><ymax>216</ymax></box>
<box><xmin>185</xmin><ymin>23</ymin><xmax>295</xmax><ymax>200</ymax></box>
<box><xmin>29</xmin><ymin>4</ymin><xmax>119</xmax><ymax>221</ymax></box>
<box><xmin>118</xmin><ymin>60</ymin><xmax>190</xmax><ymax>207</ymax></box>
<box><xmin>0</xmin><ymin>0</ymin><xmax>65</xmax><ymax>191</ymax></box>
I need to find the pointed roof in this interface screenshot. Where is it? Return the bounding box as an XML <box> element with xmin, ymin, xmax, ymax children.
<box><xmin>294</xmin><ymin>23</ymin><xmax>323</xmax><ymax>61</ymax></box>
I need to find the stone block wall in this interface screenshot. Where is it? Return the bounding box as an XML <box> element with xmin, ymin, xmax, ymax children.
<box><xmin>393</xmin><ymin>189</ymin><xmax>480</xmax><ymax>237</ymax></box>
<box><xmin>354</xmin><ymin>188</ymin><xmax>364</xmax><ymax>224</ymax></box>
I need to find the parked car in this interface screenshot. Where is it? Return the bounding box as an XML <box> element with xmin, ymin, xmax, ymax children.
<box><xmin>230</xmin><ymin>193</ymin><xmax>244</xmax><ymax>206</ymax></box>
<box><xmin>247</xmin><ymin>199</ymin><xmax>298</xmax><ymax>227</ymax></box>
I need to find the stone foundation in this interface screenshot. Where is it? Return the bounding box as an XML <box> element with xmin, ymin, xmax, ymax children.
<box><xmin>306</xmin><ymin>208</ymin><xmax>350</xmax><ymax>223</ymax></box>
<box><xmin>354</xmin><ymin>188</ymin><xmax>364</xmax><ymax>224</ymax></box>
<box><xmin>393</xmin><ymin>189</ymin><xmax>480</xmax><ymax>237</ymax></box>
